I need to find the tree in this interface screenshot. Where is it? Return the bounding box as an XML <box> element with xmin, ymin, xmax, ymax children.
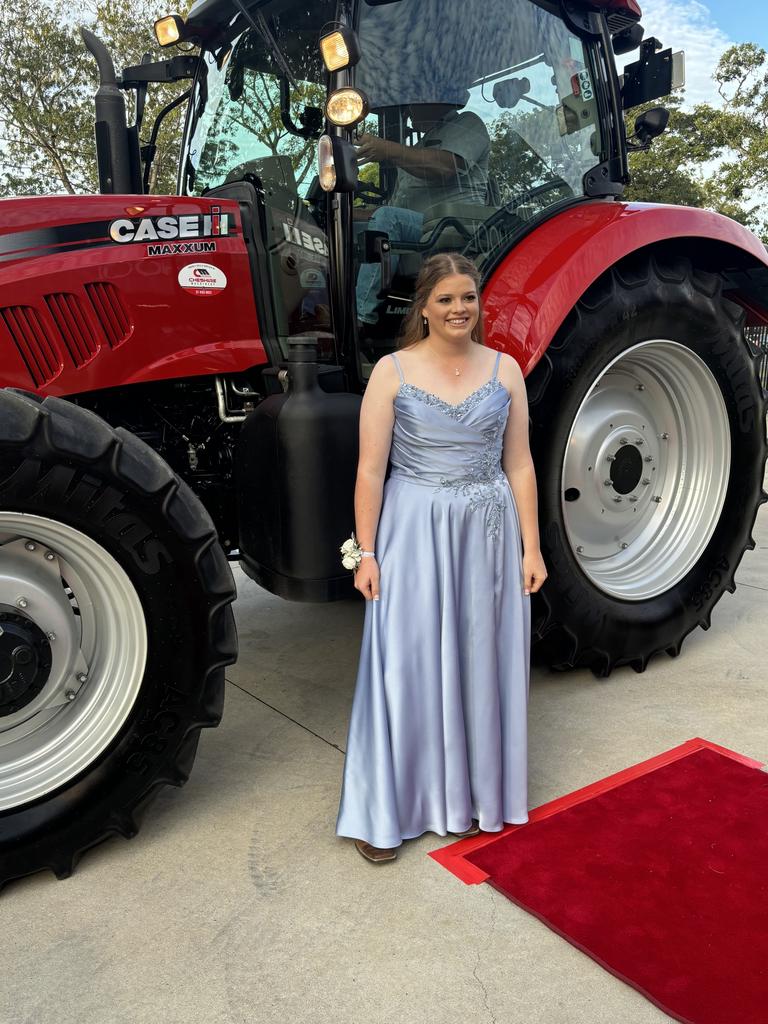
<box><xmin>0</xmin><ymin>0</ymin><xmax>190</xmax><ymax>196</ymax></box>
<box><xmin>624</xmin><ymin>43</ymin><xmax>768</xmax><ymax>242</ymax></box>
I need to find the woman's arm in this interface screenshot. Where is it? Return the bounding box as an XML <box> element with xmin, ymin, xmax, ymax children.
<box><xmin>354</xmin><ymin>357</ymin><xmax>398</xmax><ymax>551</ymax></box>
<box><xmin>500</xmin><ymin>354</ymin><xmax>541</xmax><ymax>554</ymax></box>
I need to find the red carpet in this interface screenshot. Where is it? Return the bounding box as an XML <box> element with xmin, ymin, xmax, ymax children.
<box><xmin>429</xmin><ymin>739</ymin><xmax>768</xmax><ymax>1024</ymax></box>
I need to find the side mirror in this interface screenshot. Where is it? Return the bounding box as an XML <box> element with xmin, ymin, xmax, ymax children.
<box><xmin>492</xmin><ymin>78</ymin><xmax>531</xmax><ymax>109</ymax></box>
<box><xmin>622</xmin><ymin>38</ymin><xmax>685</xmax><ymax>108</ymax></box>
<box><xmin>613</xmin><ymin>23</ymin><xmax>644</xmax><ymax>55</ymax></box>
<box><xmin>632</xmin><ymin>106</ymin><xmax>670</xmax><ymax>148</ymax></box>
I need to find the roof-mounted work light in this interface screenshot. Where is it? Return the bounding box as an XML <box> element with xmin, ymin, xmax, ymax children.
<box><xmin>154</xmin><ymin>14</ymin><xmax>185</xmax><ymax>47</ymax></box>
<box><xmin>320</xmin><ymin>27</ymin><xmax>361</xmax><ymax>72</ymax></box>
<box><xmin>325</xmin><ymin>87</ymin><xmax>369</xmax><ymax>127</ymax></box>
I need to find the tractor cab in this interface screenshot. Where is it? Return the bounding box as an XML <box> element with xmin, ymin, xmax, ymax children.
<box><xmin>172</xmin><ymin>0</ymin><xmax>661</xmax><ymax>378</ymax></box>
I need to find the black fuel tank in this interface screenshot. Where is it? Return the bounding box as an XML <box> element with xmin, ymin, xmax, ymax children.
<box><xmin>237</xmin><ymin>339</ymin><xmax>362</xmax><ymax>602</ymax></box>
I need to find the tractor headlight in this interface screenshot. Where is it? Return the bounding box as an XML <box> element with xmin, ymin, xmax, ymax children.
<box><xmin>317</xmin><ymin>134</ymin><xmax>359</xmax><ymax>193</ymax></box>
<box><xmin>320</xmin><ymin>28</ymin><xmax>361</xmax><ymax>72</ymax></box>
<box><xmin>325</xmin><ymin>88</ymin><xmax>369</xmax><ymax>128</ymax></box>
<box><xmin>154</xmin><ymin>14</ymin><xmax>185</xmax><ymax>47</ymax></box>
<box><xmin>318</xmin><ymin>135</ymin><xmax>337</xmax><ymax>191</ymax></box>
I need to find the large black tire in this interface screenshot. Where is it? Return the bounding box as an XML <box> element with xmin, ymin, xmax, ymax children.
<box><xmin>0</xmin><ymin>390</ymin><xmax>237</xmax><ymax>888</ymax></box>
<box><xmin>526</xmin><ymin>254</ymin><xmax>768</xmax><ymax>677</ymax></box>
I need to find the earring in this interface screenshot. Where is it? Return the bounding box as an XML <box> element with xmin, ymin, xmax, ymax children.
<box><xmin>422</xmin><ymin>316</ymin><xmax>429</xmax><ymax>336</ymax></box>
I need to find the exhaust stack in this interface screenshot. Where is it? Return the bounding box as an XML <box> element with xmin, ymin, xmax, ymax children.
<box><xmin>81</xmin><ymin>28</ymin><xmax>139</xmax><ymax>194</ymax></box>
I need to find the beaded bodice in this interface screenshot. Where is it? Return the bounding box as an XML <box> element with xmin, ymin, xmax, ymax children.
<box><xmin>387</xmin><ymin>351</ymin><xmax>512</xmax><ymax>538</ymax></box>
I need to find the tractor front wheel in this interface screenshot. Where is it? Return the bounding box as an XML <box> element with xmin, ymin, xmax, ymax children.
<box><xmin>0</xmin><ymin>391</ymin><xmax>237</xmax><ymax>887</ymax></box>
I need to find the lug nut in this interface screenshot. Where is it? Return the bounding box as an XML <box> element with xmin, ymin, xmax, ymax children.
<box><xmin>620</xmin><ymin>542</ymin><xmax>629</xmax><ymax>549</ymax></box>
<box><xmin>628</xmin><ymin>496</ymin><xmax>638</xmax><ymax>503</ymax></box>
<box><xmin>606</xmin><ymin>454</ymin><xmax>615</xmax><ymax>462</ymax></box>
<box><xmin>652</xmin><ymin>495</ymin><xmax>662</xmax><ymax>503</ymax></box>
<box><xmin>16</xmin><ymin>597</ymin><xmax>28</xmax><ymax>609</ymax></box>
<box><xmin>576</xmin><ymin>546</ymin><xmax>584</xmax><ymax>554</ymax></box>
<box><xmin>635</xmin><ymin>383</ymin><xmax>645</xmax><ymax>391</ymax></box>
<box><xmin>604</xmin><ymin>479</ymin><xmax>613</xmax><ymax>486</ymax></box>
<box><xmin>76</xmin><ymin>672</ymin><xmax>88</xmax><ymax>684</ymax></box>
<box><xmin>635</xmin><ymin>438</ymin><xmax>644</xmax><ymax>445</ymax></box>
<box><xmin>642</xmin><ymin>477</ymin><xmax>651</xmax><ymax>485</ymax></box>
<box><xmin>25</xmin><ymin>541</ymin><xmax>36</xmax><ymax>551</ymax></box>
<box><xmin>613</xmin><ymin>497</ymin><xmax>623</xmax><ymax>503</ymax></box>
<box><xmin>661</xmin><ymin>432</ymin><xmax>669</xmax><ymax>440</ymax></box>
<box><xmin>65</xmin><ymin>690</ymin><xmax>77</xmax><ymax>702</ymax></box>
<box><xmin>45</xmin><ymin>551</ymin><xmax>55</xmax><ymax>561</ymax></box>
<box><xmin>619</xmin><ymin>437</ymin><xmax>628</xmax><ymax>445</ymax></box>
<box><xmin>644</xmin><ymin>455</ymin><xmax>653</xmax><ymax>463</ymax></box>
<box><xmin>47</xmin><ymin>632</ymin><xmax>56</xmax><ymax>642</ymax></box>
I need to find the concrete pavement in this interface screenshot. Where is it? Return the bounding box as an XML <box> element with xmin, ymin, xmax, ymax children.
<box><xmin>2</xmin><ymin>478</ymin><xmax>766</xmax><ymax>1024</ymax></box>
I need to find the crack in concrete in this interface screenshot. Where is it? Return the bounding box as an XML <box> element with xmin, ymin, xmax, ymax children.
<box><xmin>226</xmin><ymin>678</ymin><xmax>346</xmax><ymax>753</ymax></box>
<box><xmin>472</xmin><ymin>889</ymin><xmax>500</xmax><ymax>1024</ymax></box>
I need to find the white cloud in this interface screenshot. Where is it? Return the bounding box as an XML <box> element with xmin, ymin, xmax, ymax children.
<box><xmin>617</xmin><ymin>0</ymin><xmax>734</xmax><ymax>108</ymax></box>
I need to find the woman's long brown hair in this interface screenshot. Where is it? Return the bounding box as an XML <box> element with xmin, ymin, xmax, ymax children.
<box><xmin>397</xmin><ymin>253</ymin><xmax>485</xmax><ymax>350</ymax></box>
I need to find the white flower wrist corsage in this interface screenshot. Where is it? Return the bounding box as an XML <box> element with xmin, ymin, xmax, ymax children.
<box><xmin>340</xmin><ymin>532</ymin><xmax>376</xmax><ymax>571</ymax></box>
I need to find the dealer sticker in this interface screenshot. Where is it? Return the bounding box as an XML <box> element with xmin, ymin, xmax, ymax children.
<box><xmin>177</xmin><ymin>262</ymin><xmax>227</xmax><ymax>297</ymax></box>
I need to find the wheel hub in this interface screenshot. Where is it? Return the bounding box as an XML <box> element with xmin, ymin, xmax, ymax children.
<box><xmin>608</xmin><ymin>442</ymin><xmax>643</xmax><ymax>495</ymax></box>
<box><xmin>0</xmin><ymin>610</ymin><xmax>52</xmax><ymax>715</ymax></box>
<box><xmin>561</xmin><ymin>339</ymin><xmax>731</xmax><ymax>600</ymax></box>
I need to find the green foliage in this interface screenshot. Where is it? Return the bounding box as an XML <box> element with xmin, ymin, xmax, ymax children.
<box><xmin>624</xmin><ymin>43</ymin><xmax>768</xmax><ymax>242</ymax></box>
<box><xmin>0</xmin><ymin>0</ymin><xmax>191</xmax><ymax>196</ymax></box>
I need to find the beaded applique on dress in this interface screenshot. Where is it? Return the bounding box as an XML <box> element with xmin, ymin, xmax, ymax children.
<box><xmin>397</xmin><ymin>377</ymin><xmax>506</xmax><ymax>420</ymax></box>
<box><xmin>390</xmin><ymin>351</ymin><xmax>510</xmax><ymax>539</ymax></box>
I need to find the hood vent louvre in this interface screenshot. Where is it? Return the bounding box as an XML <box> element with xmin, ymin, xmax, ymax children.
<box><xmin>45</xmin><ymin>292</ymin><xmax>99</xmax><ymax>367</ymax></box>
<box><xmin>85</xmin><ymin>281</ymin><xmax>132</xmax><ymax>348</ymax></box>
<box><xmin>0</xmin><ymin>305</ymin><xmax>61</xmax><ymax>386</ymax></box>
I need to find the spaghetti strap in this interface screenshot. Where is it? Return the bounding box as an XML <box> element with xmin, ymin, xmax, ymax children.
<box><xmin>390</xmin><ymin>351</ymin><xmax>405</xmax><ymax>383</ymax></box>
<box><xmin>492</xmin><ymin>349</ymin><xmax>502</xmax><ymax>380</ymax></box>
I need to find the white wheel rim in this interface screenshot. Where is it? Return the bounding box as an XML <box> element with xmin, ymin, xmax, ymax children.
<box><xmin>0</xmin><ymin>513</ymin><xmax>147</xmax><ymax>810</ymax></box>
<box><xmin>561</xmin><ymin>339</ymin><xmax>731</xmax><ymax>600</ymax></box>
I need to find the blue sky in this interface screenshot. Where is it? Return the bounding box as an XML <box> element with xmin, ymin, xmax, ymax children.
<box><xmin>624</xmin><ymin>1</ymin><xmax>767</xmax><ymax>106</ymax></box>
<box><xmin>702</xmin><ymin>0</ymin><xmax>768</xmax><ymax>49</ymax></box>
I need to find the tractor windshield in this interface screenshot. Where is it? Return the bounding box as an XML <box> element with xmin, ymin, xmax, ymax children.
<box><xmin>182</xmin><ymin>4</ymin><xmax>330</xmax><ymax>196</ymax></box>
<box><xmin>181</xmin><ymin>1</ymin><xmax>335</xmax><ymax>355</ymax></box>
<box><xmin>353</xmin><ymin>0</ymin><xmax>604</xmax><ymax>341</ymax></box>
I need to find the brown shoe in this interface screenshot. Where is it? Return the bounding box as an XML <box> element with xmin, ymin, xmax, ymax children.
<box><xmin>449</xmin><ymin>819</ymin><xmax>481</xmax><ymax>838</ymax></box>
<box><xmin>355</xmin><ymin>838</ymin><xmax>398</xmax><ymax>862</ymax></box>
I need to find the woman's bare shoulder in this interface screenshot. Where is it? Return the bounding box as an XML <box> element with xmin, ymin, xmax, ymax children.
<box><xmin>365</xmin><ymin>352</ymin><xmax>401</xmax><ymax>404</ymax></box>
<box><xmin>497</xmin><ymin>351</ymin><xmax>526</xmax><ymax>396</ymax></box>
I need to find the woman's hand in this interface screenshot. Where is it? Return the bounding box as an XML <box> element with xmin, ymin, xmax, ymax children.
<box><xmin>522</xmin><ymin>549</ymin><xmax>547</xmax><ymax>596</ymax></box>
<box><xmin>354</xmin><ymin>557</ymin><xmax>380</xmax><ymax>601</ymax></box>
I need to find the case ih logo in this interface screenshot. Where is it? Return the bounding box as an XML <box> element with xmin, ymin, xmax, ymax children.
<box><xmin>109</xmin><ymin>207</ymin><xmax>231</xmax><ymax>243</ymax></box>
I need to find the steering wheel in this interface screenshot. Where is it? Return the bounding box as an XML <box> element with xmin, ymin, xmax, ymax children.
<box><xmin>354</xmin><ymin>179</ymin><xmax>389</xmax><ymax>206</ymax></box>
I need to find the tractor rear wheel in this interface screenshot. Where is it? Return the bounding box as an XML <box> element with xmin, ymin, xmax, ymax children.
<box><xmin>526</xmin><ymin>254</ymin><xmax>768</xmax><ymax>677</ymax></box>
<box><xmin>0</xmin><ymin>390</ymin><xmax>237</xmax><ymax>887</ymax></box>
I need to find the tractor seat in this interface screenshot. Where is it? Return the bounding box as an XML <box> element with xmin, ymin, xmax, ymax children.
<box><xmin>396</xmin><ymin>200</ymin><xmax>499</xmax><ymax>277</ymax></box>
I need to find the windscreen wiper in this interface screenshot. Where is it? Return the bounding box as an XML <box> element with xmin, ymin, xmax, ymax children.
<box><xmin>232</xmin><ymin>0</ymin><xmax>296</xmax><ymax>85</ymax></box>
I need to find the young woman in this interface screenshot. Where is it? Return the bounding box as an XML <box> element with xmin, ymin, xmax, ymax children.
<box><xmin>336</xmin><ymin>253</ymin><xmax>547</xmax><ymax>863</ymax></box>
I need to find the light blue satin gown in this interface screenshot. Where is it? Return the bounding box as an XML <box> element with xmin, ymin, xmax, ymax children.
<box><xmin>336</xmin><ymin>348</ymin><xmax>531</xmax><ymax>848</ymax></box>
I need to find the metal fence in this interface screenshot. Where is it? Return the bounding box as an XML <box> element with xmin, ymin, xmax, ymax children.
<box><xmin>746</xmin><ymin>326</ymin><xmax>768</xmax><ymax>391</ymax></box>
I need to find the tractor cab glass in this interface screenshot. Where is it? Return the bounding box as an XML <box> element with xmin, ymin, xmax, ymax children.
<box><xmin>353</xmin><ymin>0</ymin><xmax>603</xmax><ymax>349</ymax></box>
<box><xmin>181</xmin><ymin>1</ymin><xmax>334</xmax><ymax>358</ymax></box>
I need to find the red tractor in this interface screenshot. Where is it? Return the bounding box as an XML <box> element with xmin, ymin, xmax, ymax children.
<box><xmin>1</xmin><ymin>0</ymin><xmax>766</xmax><ymax>886</ymax></box>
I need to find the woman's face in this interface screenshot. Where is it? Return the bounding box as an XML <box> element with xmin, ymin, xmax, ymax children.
<box><xmin>421</xmin><ymin>273</ymin><xmax>480</xmax><ymax>343</ymax></box>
